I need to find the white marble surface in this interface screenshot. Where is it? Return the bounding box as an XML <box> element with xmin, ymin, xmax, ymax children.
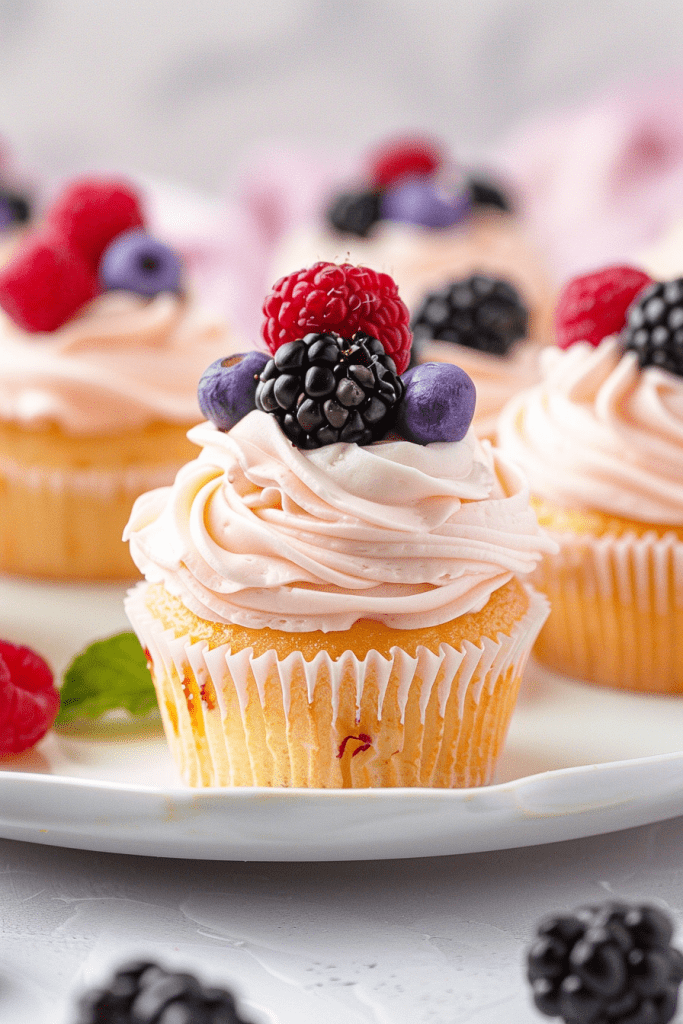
<box><xmin>2</xmin><ymin>819</ymin><xmax>683</xmax><ymax>1023</ymax></box>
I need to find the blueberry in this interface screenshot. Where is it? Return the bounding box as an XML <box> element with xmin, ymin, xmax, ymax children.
<box><xmin>395</xmin><ymin>363</ymin><xmax>476</xmax><ymax>444</ymax></box>
<box><xmin>380</xmin><ymin>177</ymin><xmax>470</xmax><ymax>229</ymax></box>
<box><xmin>99</xmin><ymin>227</ymin><xmax>182</xmax><ymax>295</ymax></box>
<box><xmin>197</xmin><ymin>351</ymin><xmax>269</xmax><ymax>430</ymax></box>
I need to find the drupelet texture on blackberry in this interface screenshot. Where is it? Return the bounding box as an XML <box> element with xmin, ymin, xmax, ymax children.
<box><xmin>255</xmin><ymin>329</ymin><xmax>404</xmax><ymax>448</ymax></box>
<box><xmin>411</xmin><ymin>274</ymin><xmax>528</xmax><ymax>356</ymax></box>
<box><xmin>327</xmin><ymin>189</ymin><xmax>382</xmax><ymax>237</ymax></box>
<box><xmin>527</xmin><ymin>901</ymin><xmax>683</xmax><ymax>1024</ymax></box>
<box><xmin>74</xmin><ymin>958</ymin><xmax>253</xmax><ymax>1024</ymax></box>
<box><xmin>621</xmin><ymin>279</ymin><xmax>683</xmax><ymax>376</ymax></box>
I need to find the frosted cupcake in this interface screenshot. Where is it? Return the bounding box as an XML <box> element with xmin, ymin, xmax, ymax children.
<box><xmin>124</xmin><ymin>262</ymin><xmax>554</xmax><ymax>788</ymax></box>
<box><xmin>497</xmin><ymin>264</ymin><xmax>683</xmax><ymax>694</ymax></box>
<box><xmin>0</xmin><ymin>177</ymin><xmax>238</xmax><ymax>580</ymax></box>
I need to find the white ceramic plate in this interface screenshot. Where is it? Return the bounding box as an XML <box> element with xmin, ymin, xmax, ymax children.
<box><xmin>1</xmin><ymin>577</ymin><xmax>683</xmax><ymax>861</ymax></box>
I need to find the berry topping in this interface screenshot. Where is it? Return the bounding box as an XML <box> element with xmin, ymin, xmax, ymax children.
<box><xmin>396</xmin><ymin>362</ymin><xmax>476</xmax><ymax>444</ymax></box>
<box><xmin>411</xmin><ymin>275</ymin><xmax>528</xmax><ymax>356</ymax></box>
<box><xmin>0</xmin><ymin>228</ymin><xmax>99</xmax><ymax>332</ymax></box>
<box><xmin>255</xmin><ymin>330</ymin><xmax>404</xmax><ymax>448</ymax></box>
<box><xmin>47</xmin><ymin>176</ymin><xmax>144</xmax><ymax>270</ymax></box>
<box><xmin>327</xmin><ymin>188</ymin><xmax>382</xmax><ymax>237</ymax></box>
<box><xmin>467</xmin><ymin>174</ymin><xmax>513</xmax><ymax>213</ymax></box>
<box><xmin>262</xmin><ymin>262</ymin><xmax>413</xmax><ymax>374</ymax></box>
<box><xmin>621</xmin><ymin>279</ymin><xmax>683</xmax><ymax>376</ymax></box>
<box><xmin>380</xmin><ymin>175</ymin><xmax>470</xmax><ymax>229</ymax></box>
<box><xmin>75</xmin><ymin>958</ymin><xmax>254</xmax><ymax>1023</ymax></box>
<box><xmin>99</xmin><ymin>228</ymin><xmax>183</xmax><ymax>296</ymax></box>
<box><xmin>198</xmin><ymin>351</ymin><xmax>270</xmax><ymax>431</ymax></box>
<box><xmin>0</xmin><ymin>640</ymin><xmax>59</xmax><ymax>755</ymax></box>
<box><xmin>366</xmin><ymin>137</ymin><xmax>443</xmax><ymax>189</ymax></box>
<box><xmin>555</xmin><ymin>265</ymin><xmax>653</xmax><ymax>350</ymax></box>
<box><xmin>0</xmin><ymin>187</ymin><xmax>30</xmax><ymax>230</ymax></box>
<box><xmin>527</xmin><ymin>902</ymin><xmax>683</xmax><ymax>1024</ymax></box>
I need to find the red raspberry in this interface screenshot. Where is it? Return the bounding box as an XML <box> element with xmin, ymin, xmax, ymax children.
<box><xmin>0</xmin><ymin>227</ymin><xmax>99</xmax><ymax>332</ymax></box>
<box><xmin>262</xmin><ymin>262</ymin><xmax>413</xmax><ymax>373</ymax></box>
<box><xmin>0</xmin><ymin>641</ymin><xmax>59</xmax><ymax>755</ymax></box>
<box><xmin>555</xmin><ymin>265</ymin><xmax>653</xmax><ymax>350</ymax></box>
<box><xmin>366</xmin><ymin>137</ymin><xmax>443</xmax><ymax>189</ymax></box>
<box><xmin>47</xmin><ymin>177</ymin><xmax>145</xmax><ymax>270</ymax></box>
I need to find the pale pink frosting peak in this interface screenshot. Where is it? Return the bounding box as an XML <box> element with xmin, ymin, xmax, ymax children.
<box><xmin>125</xmin><ymin>411</ymin><xmax>555</xmax><ymax>633</ymax></box>
<box><xmin>497</xmin><ymin>337</ymin><xmax>683</xmax><ymax>524</ymax></box>
<box><xmin>0</xmin><ymin>291</ymin><xmax>238</xmax><ymax>434</ymax></box>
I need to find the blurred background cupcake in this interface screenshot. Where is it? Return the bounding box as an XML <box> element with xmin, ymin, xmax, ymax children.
<box><xmin>0</xmin><ymin>175</ymin><xmax>240</xmax><ymax>580</ymax></box>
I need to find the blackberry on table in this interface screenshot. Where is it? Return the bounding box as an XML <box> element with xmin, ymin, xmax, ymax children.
<box><xmin>74</xmin><ymin>959</ymin><xmax>252</xmax><ymax>1024</ymax></box>
<box><xmin>255</xmin><ymin>330</ymin><xmax>404</xmax><ymax>448</ymax></box>
<box><xmin>327</xmin><ymin>189</ymin><xmax>382</xmax><ymax>237</ymax></box>
<box><xmin>621</xmin><ymin>279</ymin><xmax>683</xmax><ymax>376</ymax></box>
<box><xmin>527</xmin><ymin>901</ymin><xmax>683</xmax><ymax>1024</ymax></box>
<box><xmin>411</xmin><ymin>274</ymin><xmax>528</xmax><ymax>356</ymax></box>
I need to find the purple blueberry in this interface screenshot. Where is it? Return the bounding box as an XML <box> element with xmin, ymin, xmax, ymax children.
<box><xmin>380</xmin><ymin>176</ymin><xmax>470</xmax><ymax>229</ymax></box>
<box><xmin>395</xmin><ymin>362</ymin><xmax>476</xmax><ymax>443</ymax></box>
<box><xmin>198</xmin><ymin>350</ymin><xmax>269</xmax><ymax>431</ymax></box>
<box><xmin>99</xmin><ymin>228</ymin><xmax>182</xmax><ymax>296</ymax></box>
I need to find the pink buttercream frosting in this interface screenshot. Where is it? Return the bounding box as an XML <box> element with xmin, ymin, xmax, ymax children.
<box><xmin>497</xmin><ymin>337</ymin><xmax>683</xmax><ymax>524</ymax></box>
<box><xmin>124</xmin><ymin>410</ymin><xmax>555</xmax><ymax>633</ymax></box>
<box><xmin>0</xmin><ymin>290</ymin><xmax>237</xmax><ymax>435</ymax></box>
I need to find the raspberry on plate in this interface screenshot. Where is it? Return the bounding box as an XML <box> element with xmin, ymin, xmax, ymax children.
<box><xmin>47</xmin><ymin>176</ymin><xmax>145</xmax><ymax>270</ymax></box>
<box><xmin>0</xmin><ymin>227</ymin><xmax>99</xmax><ymax>332</ymax></box>
<box><xmin>262</xmin><ymin>261</ymin><xmax>413</xmax><ymax>374</ymax></box>
<box><xmin>555</xmin><ymin>265</ymin><xmax>653</xmax><ymax>350</ymax></box>
<box><xmin>0</xmin><ymin>640</ymin><xmax>59</xmax><ymax>755</ymax></box>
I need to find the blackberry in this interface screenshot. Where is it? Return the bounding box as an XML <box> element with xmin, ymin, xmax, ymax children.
<box><xmin>527</xmin><ymin>902</ymin><xmax>683</xmax><ymax>1024</ymax></box>
<box><xmin>0</xmin><ymin>187</ymin><xmax>30</xmax><ymax>228</ymax></box>
<box><xmin>466</xmin><ymin>174</ymin><xmax>513</xmax><ymax>213</ymax></box>
<box><xmin>74</xmin><ymin>959</ymin><xmax>252</xmax><ymax>1024</ymax></box>
<box><xmin>327</xmin><ymin>189</ymin><xmax>382</xmax><ymax>237</ymax></box>
<box><xmin>411</xmin><ymin>274</ymin><xmax>528</xmax><ymax>356</ymax></box>
<box><xmin>621</xmin><ymin>279</ymin><xmax>683</xmax><ymax>376</ymax></box>
<box><xmin>255</xmin><ymin>330</ymin><xmax>404</xmax><ymax>449</ymax></box>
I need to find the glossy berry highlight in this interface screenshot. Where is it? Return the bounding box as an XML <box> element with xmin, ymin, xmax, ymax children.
<box><xmin>527</xmin><ymin>901</ymin><xmax>683</xmax><ymax>1024</ymax></box>
<box><xmin>99</xmin><ymin>229</ymin><xmax>182</xmax><ymax>296</ymax></box>
<box><xmin>555</xmin><ymin>265</ymin><xmax>653</xmax><ymax>350</ymax></box>
<box><xmin>262</xmin><ymin>261</ymin><xmax>413</xmax><ymax>374</ymax></box>
<box><xmin>0</xmin><ymin>640</ymin><xmax>59</xmax><ymax>755</ymax></box>
<box><xmin>621</xmin><ymin>278</ymin><xmax>683</xmax><ymax>377</ymax></box>
<box><xmin>256</xmin><ymin>330</ymin><xmax>404</xmax><ymax>448</ymax></box>
<box><xmin>198</xmin><ymin>351</ymin><xmax>270</xmax><ymax>431</ymax></box>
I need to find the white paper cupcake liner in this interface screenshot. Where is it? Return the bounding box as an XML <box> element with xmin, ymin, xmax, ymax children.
<box><xmin>125</xmin><ymin>583</ymin><xmax>549</xmax><ymax>788</ymax></box>
<box><xmin>532</xmin><ymin>528</ymin><xmax>683</xmax><ymax>693</ymax></box>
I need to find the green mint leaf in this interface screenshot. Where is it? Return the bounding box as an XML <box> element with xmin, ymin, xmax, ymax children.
<box><xmin>55</xmin><ymin>632</ymin><xmax>158</xmax><ymax>725</ymax></box>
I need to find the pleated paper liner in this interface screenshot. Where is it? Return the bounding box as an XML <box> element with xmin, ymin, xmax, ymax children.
<box><xmin>0</xmin><ymin>419</ymin><xmax>196</xmax><ymax>580</ymax></box>
<box><xmin>125</xmin><ymin>582</ymin><xmax>549</xmax><ymax>788</ymax></box>
<box><xmin>532</xmin><ymin>528</ymin><xmax>683</xmax><ymax>694</ymax></box>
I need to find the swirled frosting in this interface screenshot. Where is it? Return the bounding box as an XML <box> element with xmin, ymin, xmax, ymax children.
<box><xmin>0</xmin><ymin>291</ymin><xmax>238</xmax><ymax>434</ymax></box>
<box><xmin>497</xmin><ymin>337</ymin><xmax>683</xmax><ymax>524</ymax></box>
<box><xmin>124</xmin><ymin>410</ymin><xmax>555</xmax><ymax>633</ymax></box>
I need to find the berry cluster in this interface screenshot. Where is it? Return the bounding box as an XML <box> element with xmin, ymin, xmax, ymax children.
<box><xmin>621</xmin><ymin>279</ymin><xmax>683</xmax><ymax>376</ymax></box>
<box><xmin>326</xmin><ymin>137</ymin><xmax>513</xmax><ymax>236</ymax></box>
<box><xmin>75</xmin><ymin>959</ymin><xmax>253</xmax><ymax>1024</ymax></box>
<box><xmin>0</xmin><ymin>640</ymin><xmax>59</xmax><ymax>755</ymax></box>
<box><xmin>0</xmin><ymin>178</ymin><xmax>182</xmax><ymax>332</ymax></box>
<box><xmin>411</xmin><ymin>274</ymin><xmax>528</xmax><ymax>357</ymax></box>
<box><xmin>527</xmin><ymin>902</ymin><xmax>683</xmax><ymax>1024</ymax></box>
<box><xmin>255</xmin><ymin>330</ymin><xmax>404</xmax><ymax>448</ymax></box>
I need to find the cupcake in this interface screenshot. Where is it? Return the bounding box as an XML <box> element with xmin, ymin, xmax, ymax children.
<box><xmin>123</xmin><ymin>262</ymin><xmax>554</xmax><ymax>788</ymax></box>
<box><xmin>497</xmin><ymin>264</ymin><xmax>683</xmax><ymax>694</ymax></box>
<box><xmin>410</xmin><ymin>273</ymin><xmax>546</xmax><ymax>440</ymax></box>
<box><xmin>0</xmin><ymin>176</ymin><xmax>238</xmax><ymax>580</ymax></box>
<box><xmin>268</xmin><ymin>136</ymin><xmax>555</xmax><ymax>339</ymax></box>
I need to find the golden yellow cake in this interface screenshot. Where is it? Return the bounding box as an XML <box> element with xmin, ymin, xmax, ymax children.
<box><xmin>498</xmin><ymin>335</ymin><xmax>683</xmax><ymax>694</ymax></box>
